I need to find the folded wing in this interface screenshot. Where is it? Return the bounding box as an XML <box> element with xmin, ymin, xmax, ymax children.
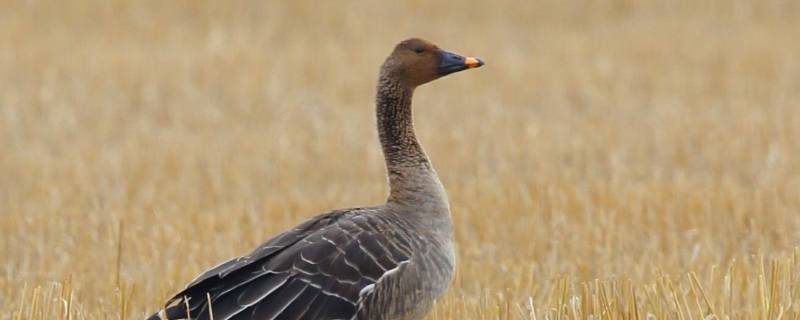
<box><xmin>152</xmin><ymin>209</ymin><xmax>413</xmax><ymax>320</ymax></box>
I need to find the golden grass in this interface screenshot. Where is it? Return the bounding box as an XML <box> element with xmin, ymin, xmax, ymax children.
<box><xmin>2</xmin><ymin>0</ymin><xmax>800</xmax><ymax>319</ymax></box>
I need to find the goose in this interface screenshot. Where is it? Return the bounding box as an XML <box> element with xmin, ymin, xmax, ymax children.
<box><xmin>148</xmin><ymin>38</ymin><xmax>484</xmax><ymax>320</ymax></box>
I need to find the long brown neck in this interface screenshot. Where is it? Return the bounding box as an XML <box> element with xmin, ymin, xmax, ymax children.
<box><xmin>376</xmin><ymin>76</ymin><xmax>427</xmax><ymax>167</ymax></box>
<box><xmin>376</xmin><ymin>74</ymin><xmax>446</xmax><ymax>205</ymax></box>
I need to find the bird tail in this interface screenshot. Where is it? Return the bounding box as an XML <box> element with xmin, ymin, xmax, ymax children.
<box><xmin>145</xmin><ymin>309</ymin><xmax>165</xmax><ymax>320</ymax></box>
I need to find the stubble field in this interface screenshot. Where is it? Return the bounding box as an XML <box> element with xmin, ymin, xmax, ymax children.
<box><xmin>2</xmin><ymin>1</ymin><xmax>800</xmax><ymax>319</ymax></box>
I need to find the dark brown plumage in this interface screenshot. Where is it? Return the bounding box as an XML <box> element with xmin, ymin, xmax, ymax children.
<box><xmin>148</xmin><ymin>38</ymin><xmax>483</xmax><ymax>320</ymax></box>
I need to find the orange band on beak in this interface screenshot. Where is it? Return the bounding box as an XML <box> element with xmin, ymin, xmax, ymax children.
<box><xmin>465</xmin><ymin>57</ymin><xmax>482</xmax><ymax>68</ymax></box>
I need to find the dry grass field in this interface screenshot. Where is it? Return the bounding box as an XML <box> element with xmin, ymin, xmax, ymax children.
<box><xmin>2</xmin><ymin>0</ymin><xmax>800</xmax><ymax>319</ymax></box>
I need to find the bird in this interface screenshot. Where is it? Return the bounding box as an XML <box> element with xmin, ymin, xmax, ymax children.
<box><xmin>148</xmin><ymin>38</ymin><xmax>484</xmax><ymax>320</ymax></box>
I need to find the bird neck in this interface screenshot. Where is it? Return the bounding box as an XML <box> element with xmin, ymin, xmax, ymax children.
<box><xmin>376</xmin><ymin>75</ymin><xmax>448</xmax><ymax>208</ymax></box>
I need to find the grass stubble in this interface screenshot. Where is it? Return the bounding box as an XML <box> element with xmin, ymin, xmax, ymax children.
<box><xmin>1</xmin><ymin>1</ymin><xmax>800</xmax><ymax>319</ymax></box>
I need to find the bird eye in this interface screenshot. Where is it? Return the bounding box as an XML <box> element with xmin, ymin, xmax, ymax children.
<box><xmin>414</xmin><ymin>47</ymin><xmax>425</xmax><ymax>54</ymax></box>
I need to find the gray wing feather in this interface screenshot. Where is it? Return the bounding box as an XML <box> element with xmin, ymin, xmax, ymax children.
<box><xmin>153</xmin><ymin>208</ymin><xmax>412</xmax><ymax>320</ymax></box>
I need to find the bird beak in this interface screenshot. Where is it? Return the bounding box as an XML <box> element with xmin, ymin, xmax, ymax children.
<box><xmin>437</xmin><ymin>49</ymin><xmax>485</xmax><ymax>76</ymax></box>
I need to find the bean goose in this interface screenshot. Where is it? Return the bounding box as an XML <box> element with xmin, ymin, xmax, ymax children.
<box><xmin>148</xmin><ymin>38</ymin><xmax>484</xmax><ymax>320</ymax></box>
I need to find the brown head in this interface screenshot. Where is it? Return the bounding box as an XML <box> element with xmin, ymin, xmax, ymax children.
<box><xmin>381</xmin><ymin>38</ymin><xmax>484</xmax><ymax>88</ymax></box>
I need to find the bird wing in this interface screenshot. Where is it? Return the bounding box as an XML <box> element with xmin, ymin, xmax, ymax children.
<box><xmin>154</xmin><ymin>209</ymin><xmax>413</xmax><ymax>320</ymax></box>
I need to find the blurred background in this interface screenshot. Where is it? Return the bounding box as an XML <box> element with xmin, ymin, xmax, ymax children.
<box><xmin>1</xmin><ymin>1</ymin><xmax>799</xmax><ymax>319</ymax></box>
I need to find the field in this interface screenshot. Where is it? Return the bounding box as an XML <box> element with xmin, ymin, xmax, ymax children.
<box><xmin>2</xmin><ymin>0</ymin><xmax>800</xmax><ymax>319</ymax></box>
